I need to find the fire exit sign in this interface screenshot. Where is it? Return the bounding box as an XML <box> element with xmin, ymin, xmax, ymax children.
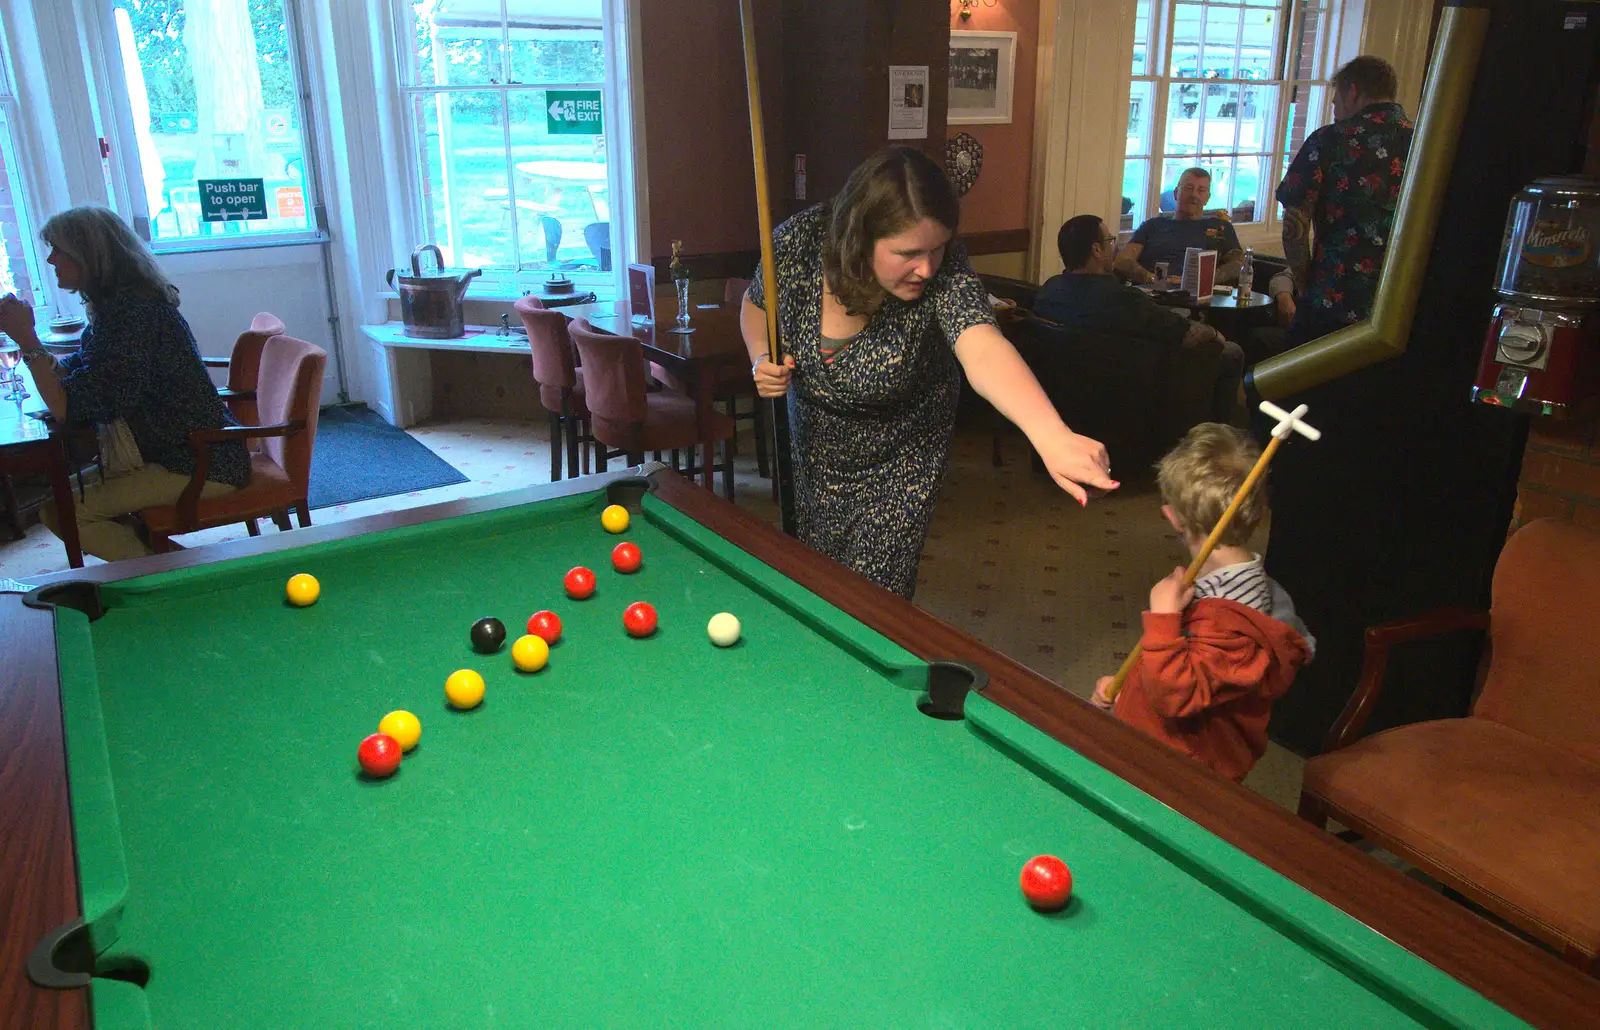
<box><xmin>546</xmin><ymin>91</ymin><xmax>603</xmax><ymax>135</ymax></box>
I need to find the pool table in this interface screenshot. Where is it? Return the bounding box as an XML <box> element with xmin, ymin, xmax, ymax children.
<box><xmin>3</xmin><ymin>470</ymin><xmax>1598</xmax><ymax>1029</ymax></box>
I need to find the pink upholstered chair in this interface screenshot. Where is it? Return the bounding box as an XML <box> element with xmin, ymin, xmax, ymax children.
<box><xmin>201</xmin><ymin>312</ymin><xmax>286</xmax><ymax>429</ymax></box>
<box><xmin>139</xmin><ymin>334</ymin><xmax>326</xmax><ymax>549</ymax></box>
<box><xmin>517</xmin><ymin>296</ymin><xmax>589</xmax><ymax>480</ymax></box>
<box><xmin>568</xmin><ymin>318</ymin><xmax>736</xmax><ymax>499</ymax></box>
<box><xmin>1299</xmin><ymin>517</ymin><xmax>1600</xmax><ymax>973</ymax></box>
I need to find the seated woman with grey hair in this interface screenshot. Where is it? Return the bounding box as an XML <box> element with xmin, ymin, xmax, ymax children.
<box><xmin>0</xmin><ymin>206</ymin><xmax>249</xmax><ymax>562</ymax></box>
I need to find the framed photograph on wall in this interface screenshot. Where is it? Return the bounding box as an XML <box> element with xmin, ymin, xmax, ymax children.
<box><xmin>948</xmin><ymin>30</ymin><xmax>1016</xmax><ymax>125</ymax></box>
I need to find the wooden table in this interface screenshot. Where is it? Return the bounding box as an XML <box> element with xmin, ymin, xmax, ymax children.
<box><xmin>574</xmin><ymin>289</ymin><xmax>747</xmax><ymax>492</ymax></box>
<box><xmin>0</xmin><ymin>361</ymin><xmax>83</xmax><ymax>568</ymax></box>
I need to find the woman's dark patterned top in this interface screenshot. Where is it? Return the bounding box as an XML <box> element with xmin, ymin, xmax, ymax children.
<box><xmin>748</xmin><ymin>204</ymin><xmax>996</xmax><ymax>598</ymax></box>
<box><xmin>1277</xmin><ymin>101</ymin><xmax>1415</xmax><ymax>326</ymax></box>
<box><xmin>59</xmin><ymin>293</ymin><xmax>251</xmax><ymax>487</ymax></box>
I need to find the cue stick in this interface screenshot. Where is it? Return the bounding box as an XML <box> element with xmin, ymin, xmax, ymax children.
<box><xmin>738</xmin><ymin>0</ymin><xmax>797</xmax><ymax>535</ymax></box>
<box><xmin>1102</xmin><ymin>404</ymin><xmax>1320</xmax><ymax>705</ymax></box>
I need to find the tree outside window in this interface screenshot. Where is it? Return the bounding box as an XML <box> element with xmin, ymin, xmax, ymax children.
<box><xmin>114</xmin><ymin>0</ymin><xmax>315</xmax><ymax>245</ymax></box>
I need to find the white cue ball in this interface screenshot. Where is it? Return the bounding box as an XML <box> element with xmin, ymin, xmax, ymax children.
<box><xmin>707</xmin><ymin>612</ymin><xmax>741</xmax><ymax>647</ymax></box>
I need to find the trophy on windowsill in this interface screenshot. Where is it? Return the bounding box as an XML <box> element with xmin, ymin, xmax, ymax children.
<box><xmin>669</xmin><ymin>239</ymin><xmax>693</xmax><ymax>334</ymax></box>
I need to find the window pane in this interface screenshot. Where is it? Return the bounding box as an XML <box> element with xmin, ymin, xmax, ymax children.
<box><xmin>416</xmin><ymin>86</ymin><xmax>610</xmax><ymax>274</ymax></box>
<box><xmin>1240</xmin><ymin>5</ymin><xmax>1278</xmax><ymax>78</ymax></box>
<box><xmin>1230</xmin><ymin>155</ymin><xmax>1263</xmax><ymax>222</ymax></box>
<box><xmin>506</xmin><ymin>0</ymin><xmax>605</xmax><ymax>87</ymax></box>
<box><xmin>1121</xmin><ymin>158</ymin><xmax>1149</xmax><ymax>231</ymax></box>
<box><xmin>1127</xmin><ymin>80</ymin><xmax>1153</xmax><ymax>157</ymax></box>
<box><xmin>1201</xmin><ymin>82</ymin><xmax>1239</xmax><ymax>151</ymax></box>
<box><xmin>1238</xmin><ymin>84</ymin><xmax>1277</xmax><ymax>153</ymax></box>
<box><xmin>506</xmin><ymin>90</ymin><xmax>609</xmax><ymax>271</ymax></box>
<box><xmin>1202</xmin><ymin>5</ymin><xmax>1241</xmax><ymax>79</ymax></box>
<box><xmin>404</xmin><ymin>0</ymin><xmax>503</xmax><ymax>86</ymax></box>
<box><xmin>0</xmin><ymin>106</ymin><xmax>39</xmax><ymax>303</ymax></box>
<box><xmin>1132</xmin><ymin>0</ymin><xmax>1152</xmax><ymax>75</ymax></box>
<box><xmin>1166</xmin><ymin>83</ymin><xmax>1200</xmax><ymax>154</ymax></box>
<box><xmin>114</xmin><ymin>0</ymin><xmax>313</xmax><ymax>244</ymax></box>
<box><xmin>1173</xmin><ymin>3</ymin><xmax>1204</xmax><ymax>47</ymax></box>
<box><xmin>413</xmin><ymin>91</ymin><xmax>512</xmax><ymax>268</ymax></box>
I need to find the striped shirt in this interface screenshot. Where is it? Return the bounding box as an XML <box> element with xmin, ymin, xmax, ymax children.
<box><xmin>1193</xmin><ymin>554</ymin><xmax>1316</xmax><ymax>656</ymax></box>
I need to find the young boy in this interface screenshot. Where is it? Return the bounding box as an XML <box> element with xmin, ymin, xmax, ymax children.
<box><xmin>1091</xmin><ymin>423</ymin><xmax>1314</xmax><ymax>781</ymax></box>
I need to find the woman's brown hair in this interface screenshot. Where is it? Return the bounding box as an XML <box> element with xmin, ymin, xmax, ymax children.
<box><xmin>824</xmin><ymin>146</ymin><xmax>960</xmax><ymax>316</ymax></box>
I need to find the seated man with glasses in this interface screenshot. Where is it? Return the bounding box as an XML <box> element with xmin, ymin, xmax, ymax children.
<box><xmin>1032</xmin><ymin>214</ymin><xmax>1245</xmax><ymax>425</ymax></box>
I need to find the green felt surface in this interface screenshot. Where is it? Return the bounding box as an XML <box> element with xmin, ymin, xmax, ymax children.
<box><xmin>57</xmin><ymin>487</ymin><xmax>1526</xmax><ymax>1029</ymax></box>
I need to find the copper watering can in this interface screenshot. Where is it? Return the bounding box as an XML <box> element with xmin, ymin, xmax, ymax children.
<box><xmin>387</xmin><ymin>244</ymin><xmax>482</xmax><ymax>339</ymax></box>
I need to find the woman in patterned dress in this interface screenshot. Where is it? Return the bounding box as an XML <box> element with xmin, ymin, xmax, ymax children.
<box><xmin>741</xmin><ymin>147</ymin><xmax>1118</xmax><ymax>598</ymax></box>
<box><xmin>0</xmin><ymin>206</ymin><xmax>249</xmax><ymax>561</ymax></box>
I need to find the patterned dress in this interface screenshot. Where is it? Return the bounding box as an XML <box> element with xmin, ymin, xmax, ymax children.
<box><xmin>748</xmin><ymin>205</ymin><xmax>996</xmax><ymax>598</ymax></box>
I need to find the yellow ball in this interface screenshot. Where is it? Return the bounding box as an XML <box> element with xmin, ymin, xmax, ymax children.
<box><xmin>600</xmin><ymin>504</ymin><xmax>631</xmax><ymax>534</ymax></box>
<box><xmin>445</xmin><ymin>669</ymin><xmax>485</xmax><ymax>709</ymax></box>
<box><xmin>511</xmin><ymin>634</ymin><xmax>549</xmax><ymax>673</ymax></box>
<box><xmin>378</xmin><ymin>710</ymin><xmax>421</xmax><ymax>752</ymax></box>
<box><xmin>285</xmin><ymin>573</ymin><xmax>320</xmax><ymax>607</ymax></box>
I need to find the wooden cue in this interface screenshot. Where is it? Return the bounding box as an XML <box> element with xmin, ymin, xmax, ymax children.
<box><xmin>738</xmin><ymin>0</ymin><xmax>796</xmax><ymax>534</ymax></box>
<box><xmin>1102</xmin><ymin>431</ymin><xmax>1287</xmax><ymax>704</ymax></box>
<box><xmin>737</xmin><ymin>0</ymin><xmax>780</xmax><ymax>363</ymax></box>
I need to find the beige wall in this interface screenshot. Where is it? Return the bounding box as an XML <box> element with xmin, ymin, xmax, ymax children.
<box><xmin>949</xmin><ymin>0</ymin><xmax>1040</xmax><ymax>237</ymax></box>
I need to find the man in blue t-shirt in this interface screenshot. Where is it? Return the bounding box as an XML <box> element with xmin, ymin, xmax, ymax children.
<box><xmin>1116</xmin><ymin>167</ymin><xmax>1244</xmax><ymax>285</ymax></box>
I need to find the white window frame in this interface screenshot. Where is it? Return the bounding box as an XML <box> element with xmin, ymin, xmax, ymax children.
<box><xmin>91</xmin><ymin>0</ymin><xmax>329</xmax><ymax>254</ymax></box>
<box><xmin>1124</xmin><ymin>0</ymin><xmax>1348</xmax><ymax>249</ymax></box>
<box><xmin>387</xmin><ymin>0</ymin><xmax>637</xmax><ymax>300</ymax></box>
<box><xmin>0</xmin><ymin>23</ymin><xmax>45</xmax><ymax>307</ymax></box>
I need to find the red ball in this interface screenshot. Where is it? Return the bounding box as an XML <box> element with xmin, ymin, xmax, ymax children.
<box><xmin>623</xmin><ymin>601</ymin><xmax>658</xmax><ymax>637</ymax></box>
<box><xmin>611</xmin><ymin>541</ymin><xmax>642</xmax><ymax>574</ymax></box>
<box><xmin>564</xmin><ymin>566</ymin><xmax>596</xmax><ymax>599</ymax></box>
<box><xmin>527</xmin><ymin>609</ymin><xmax>563</xmax><ymax>644</ymax></box>
<box><xmin>357</xmin><ymin>733</ymin><xmax>403</xmax><ymax>778</ymax></box>
<box><xmin>1020</xmin><ymin>855</ymin><xmax>1073</xmax><ymax>911</ymax></box>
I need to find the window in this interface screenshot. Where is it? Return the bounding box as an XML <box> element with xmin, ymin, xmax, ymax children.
<box><xmin>107</xmin><ymin>0</ymin><xmax>319</xmax><ymax>248</ymax></box>
<box><xmin>1122</xmin><ymin>0</ymin><xmax>1336</xmax><ymax>232</ymax></box>
<box><xmin>0</xmin><ymin>44</ymin><xmax>43</xmax><ymax>306</ymax></box>
<box><xmin>394</xmin><ymin>0</ymin><xmax>614</xmax><ymax>288</ymax></box>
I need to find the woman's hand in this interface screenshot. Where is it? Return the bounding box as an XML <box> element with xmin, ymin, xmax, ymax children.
<box><xmin>1030</xmin><ymin>424</ymin><xmax>1118</xmax><ymax>505</ymax></box>
<box><xmin>752</xmin><ymin>354</ymin><xmax>795</xmax><ymax>399</ymax></box>
<box><xmin>1091</xmin><ymin>676</ymin><xmax>1117</xmax><ymax>712</ymax></box>
<box><xmin>0</xmin><ymin>293</ymin><xmax>36</xmax><ymax>341</ymax></box>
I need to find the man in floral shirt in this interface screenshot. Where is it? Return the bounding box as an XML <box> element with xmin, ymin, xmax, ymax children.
<box><xmin>1276</xmin><ymin>56</ymin><xmax>1413</xmax><ymax>343</ymax></box>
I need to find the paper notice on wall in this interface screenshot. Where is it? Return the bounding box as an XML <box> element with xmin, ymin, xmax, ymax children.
<box><xmin>888</xmin><ymin>66</ymin><xmax>929</xmax><ymax>140</ymax></box>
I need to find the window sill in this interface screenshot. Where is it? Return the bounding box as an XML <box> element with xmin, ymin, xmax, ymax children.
<box><xmin>377</xmin><ymin>284</ymin><xmax>618</xmax><ymax>304</ymax></box>
<box><xmin>151</xmin><ymin>231</ymin><xmax>330</xmax><ymax>256</ymax></box>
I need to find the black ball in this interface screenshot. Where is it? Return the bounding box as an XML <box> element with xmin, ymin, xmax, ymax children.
<box><xmin>470</xmin><ymin>617</ymin><xmax>507</xmax><ymax>654</ymax></box>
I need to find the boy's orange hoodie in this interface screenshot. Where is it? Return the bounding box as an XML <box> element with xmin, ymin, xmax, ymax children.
<box><xmin>1113</xmin><ymin>597</ymin><xmax>1313</xmax><ymax>782</ymax></box>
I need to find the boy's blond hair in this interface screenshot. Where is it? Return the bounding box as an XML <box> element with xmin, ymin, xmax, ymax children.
<box><xmin>1157</xmin><ymin>423</ymin><xmax>1264</xmax><ymax>546</ymax></box>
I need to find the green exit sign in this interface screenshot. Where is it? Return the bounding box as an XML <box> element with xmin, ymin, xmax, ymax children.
<box><xmin>546</xmin><ymin>91</ymin><xmax>603</xmax><ymax>135</ymax></box>
<box><xmin>198</xmin><ymin>178</ymin><xmax>267</xmax><ymax>222</ymax></box>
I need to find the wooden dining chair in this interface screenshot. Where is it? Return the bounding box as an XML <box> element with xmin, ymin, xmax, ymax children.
<box><xmin>518</xmin><ymin>296</ymin><xmax>589</xmax><ymax>481</ymax></box>
<box><xmin>714</xmin><ymin>277</ymin><xmax>768</xmax><ymax>478</ymax></box>
<box><xmin>568</xmin><ymin>319</ymin><xmax>736</xmax><ymax>499</ymax></box>
<box><xmin>139</xmin><ymin>334</ymin><xmax>326</xmax><ymax>550</ymax></box>
<box><xmin>202</xmin><ymin>312</ymin><xmax>286</xmax><ymax>428</ymax></box>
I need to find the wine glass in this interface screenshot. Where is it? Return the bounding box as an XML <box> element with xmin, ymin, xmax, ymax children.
<box><xmin>0</xmin><ymin>343</ymin><xmax>22</xmax><ymax>402</ymax></box>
